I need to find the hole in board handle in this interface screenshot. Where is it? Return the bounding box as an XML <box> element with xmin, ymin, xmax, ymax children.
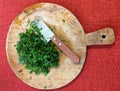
<box><xmin>102</xmin><ymin>34</ymin><xmax>106</xmax><ymax>39</ymax></box>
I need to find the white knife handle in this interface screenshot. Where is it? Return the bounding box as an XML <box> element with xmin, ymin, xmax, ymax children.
<box><xmin>51</xmin><ymin>35</ymin><xmax>80</xmax><ymax>63</ymax></box>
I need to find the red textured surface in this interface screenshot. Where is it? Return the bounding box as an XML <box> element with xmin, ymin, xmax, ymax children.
<box><xmin>0</xmin><ymin>0</ymin><xmax>120</xmax><ymax>91</ymax></box>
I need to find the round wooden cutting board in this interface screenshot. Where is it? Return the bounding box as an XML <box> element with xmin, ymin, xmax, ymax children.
<box><xmin>6</xmin><ymin>3</ymin><xmax>115</xmax><ymax>90</ymax></box>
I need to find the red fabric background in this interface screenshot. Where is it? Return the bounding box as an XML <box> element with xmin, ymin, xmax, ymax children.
<box><xmin>0</xmin><ymin>0</ymin><xmax>120</xmax><ymax>91</ymax></box>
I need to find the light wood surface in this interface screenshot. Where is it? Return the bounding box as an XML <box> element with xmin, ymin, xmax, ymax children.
<box><xmin>86</xmin><ymin>28</ymin><xmax>115</xmax><ymax>45</ymax></box>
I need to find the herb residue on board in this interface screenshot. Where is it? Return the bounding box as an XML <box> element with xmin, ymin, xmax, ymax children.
<box><xmin>15</xmin><ymin>20</ymin><xmax>60</xmax><ymax>76</ymax></box>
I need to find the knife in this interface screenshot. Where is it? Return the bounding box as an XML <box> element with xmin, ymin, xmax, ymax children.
<box><xmin>36</xmin><ymin>17</ymin><xmax>80</xmax><ymax>63</ymax></box>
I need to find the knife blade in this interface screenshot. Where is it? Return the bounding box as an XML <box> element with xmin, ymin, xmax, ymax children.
<box><xmin>36</xmin><ymin>17</ymin><xmax>80</xmax><ymax>63</ymax></box>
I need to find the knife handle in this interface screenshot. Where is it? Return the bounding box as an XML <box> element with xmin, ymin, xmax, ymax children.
<box><xmin>51</xmin><ymin>35</ymin><xmax>80</xmax><ymax>63</ymax></box>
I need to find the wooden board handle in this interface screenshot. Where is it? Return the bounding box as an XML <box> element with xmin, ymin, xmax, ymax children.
<box><xmin>51</xmin><ymin>35</ymin><xmax>80</xmax><ymax>63</ymax></box>
<box><xmin>85</xmin><ymin>28</ymin><xmax>115</xmax><ymax>46</ymax></box>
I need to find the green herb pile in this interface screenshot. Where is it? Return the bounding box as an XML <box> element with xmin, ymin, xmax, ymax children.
<box><xmin>15</xmin><ymin>20</ymin><xmax>59</xmax><ymax>76</ymax></box>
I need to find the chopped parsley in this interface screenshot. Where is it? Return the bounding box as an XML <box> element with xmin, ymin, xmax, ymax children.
<box><xmin>61</xmin><ymin>12</ymin><xmax>64</xmax><ymax>14</ymax></box>
<box><xmin>62</xmin><ymin>19</ymin><xmax>66</xmax><ymax>23</ymax></box>
<box><xmin>44</xmin><ymin>85</ymin><xmax>47</xmax><ymax>89</ymax></box>
<box><xmin>79</xmin><ymin>29</ymin><xmax>82</xmax><ymax>33</ymax></box>
<box><xmin>49</xmin><ymin>25</ymin><xmax>56</xmax><ymax>32</ymax></box>
<box><xmin>15</xmin><ymin>20</ymin><xmax>60</xmax><ymax>76</ymax></box>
